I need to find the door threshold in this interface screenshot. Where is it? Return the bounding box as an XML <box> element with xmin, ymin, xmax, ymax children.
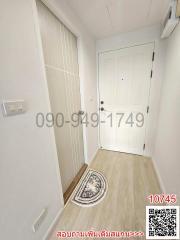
<box><xmin>101</xmin><ymin>148</ymin><xmax>144</xmax><ymax>157</ymax></box>
<box><xmin>63</xmin><ymin>163</ymin><xmax>88</xmax><ymax>204</ymax></box>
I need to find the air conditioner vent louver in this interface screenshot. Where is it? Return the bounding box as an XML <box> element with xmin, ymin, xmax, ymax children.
<box><xmin>161</xmin><ymin>0</ymin><xmax>179</xmax><ymax>39</ymax></box>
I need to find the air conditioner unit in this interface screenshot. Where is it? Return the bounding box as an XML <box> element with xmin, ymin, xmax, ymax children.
<box><xmin>161</xmin><ymin>0</ymin><xmax>179</xmax><ymax>39</ymax></box>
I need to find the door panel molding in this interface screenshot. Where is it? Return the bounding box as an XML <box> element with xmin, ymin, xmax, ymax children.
<box><xmin>98</xmin><ymin>43</ymin><xmax>154</xmax><ymax>156</ymax></box>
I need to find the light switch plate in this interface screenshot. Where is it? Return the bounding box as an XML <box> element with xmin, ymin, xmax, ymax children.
<box><xmin>2</xmin><ymin>100</ymin><xmax>26</xmax><ymax>117</ymax></box>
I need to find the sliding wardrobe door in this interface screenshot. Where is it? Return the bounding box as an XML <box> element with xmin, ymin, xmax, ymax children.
<box><xmin>36</xmin><ymin>0</ymin><xmax>85</xmax><ymax>193</ymax></box>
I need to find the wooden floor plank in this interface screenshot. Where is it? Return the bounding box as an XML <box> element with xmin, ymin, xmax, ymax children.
<box><xmin>49</xmin><ymin>150</ymin><xmax>161</xmax><ymax>240</ymax></box>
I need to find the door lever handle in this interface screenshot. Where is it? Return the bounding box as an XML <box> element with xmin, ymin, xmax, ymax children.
<box><xmin>78</xmin><ymin>110</ymin><xmax>84</xmax><ymax>115</ymax></box>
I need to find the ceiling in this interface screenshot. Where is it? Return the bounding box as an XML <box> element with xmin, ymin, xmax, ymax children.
<box><xmin>66</xmin><ymin>0</ymin><xmax>170</xmax><ymax>39</ymax></box>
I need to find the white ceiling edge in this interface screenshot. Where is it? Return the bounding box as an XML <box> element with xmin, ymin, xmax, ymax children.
<box><xmin>96</xmin><ymin>23</ymin><xmax>163</xmax><ymax>40</ymax></box>
<box><xmin>96</xmin><ymin>24</ymin><xmax>162</xmax><ymax>52</ymax></box>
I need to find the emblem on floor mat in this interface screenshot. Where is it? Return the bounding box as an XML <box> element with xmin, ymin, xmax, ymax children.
<box><xmin>72</xmin><ymin>169</ymin><xmax>107</xmax><ymax>207</ymax></box>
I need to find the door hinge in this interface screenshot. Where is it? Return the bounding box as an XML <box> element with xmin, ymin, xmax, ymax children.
<box><xmin>147</xmin><ymin>106</ymin><xmax>150</xmax><ymax>114</ymax></box>
<box><xmin>143</xmin><ymin>144</ymin><xmax>146</xmax><ymax>151</ymax></box>
<box><xmin>152</xmin><ymin>52</ymin><xmax>155</xmax><ymax>62</ymax></box>
<box><xmin>150</xmin><ymin>70</ymin><xmax>153</xmax><ymax>78</ymax></box>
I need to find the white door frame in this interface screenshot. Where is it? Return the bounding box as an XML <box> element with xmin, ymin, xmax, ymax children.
<box><xmin>97</xmin><ymin>42</ymin><xmax>155</xmax><ymax>156</ymax></box>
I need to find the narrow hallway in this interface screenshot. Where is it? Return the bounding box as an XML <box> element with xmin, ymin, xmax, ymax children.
<box><xmin>1</xmin><ymin>1</ymin><xmax>180</xmax><ymax>239</ymax></box>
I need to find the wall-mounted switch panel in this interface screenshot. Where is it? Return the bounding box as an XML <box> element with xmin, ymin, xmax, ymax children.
<box><xmin>2</xmin><ymin>100</ymin><xmax>26</xmax><ymax>117</ymax></box>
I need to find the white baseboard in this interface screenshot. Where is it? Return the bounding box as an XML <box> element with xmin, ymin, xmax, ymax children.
<box><xmin>87</xmin><ymin>148</ymin><xmax>99</xmax><ymax>166</ymax></box>
<box><xmin>43</xmin><ymin>149</ymin><xmax>99</xmax><ymax>240</ymax></box>
<box><xmin>151</xmin><ymin>157</ymin><xmax>166</xmax><ymax>194</ymax></box>
<box><xmin>43</xmin><ymin>208</ymin><xmax>63</xmax><ymax>240</ymax></box>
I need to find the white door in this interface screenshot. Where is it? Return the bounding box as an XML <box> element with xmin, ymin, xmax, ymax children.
<box><xmin>36</xmin><ymin>0</ymin><xmax>85</xmax><ymax>193</ymax></box>
<box><xmin>99</xmin><ymin>44</ymin><xmax>154</xmax><ymax>155</ymax></box>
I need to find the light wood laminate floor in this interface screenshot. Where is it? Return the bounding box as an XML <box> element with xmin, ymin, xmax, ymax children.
<box><xmin>49</xmin><ymin>150</ymin><xmax>161</xmax><ymax>239</ymax></box>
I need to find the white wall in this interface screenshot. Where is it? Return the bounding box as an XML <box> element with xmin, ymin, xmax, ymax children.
<box><xmin>0</xmin><ymin>0</ymin><xmax>97</xmax><ymax>240</ymax></box>
<box><xmin>0</xmin><ymin>0</ymin><xmax>64</xmax><ymax>239</ymax></box>
<box><xmin>97</xmin><ymin>25</ymin><xmax>162</xmax><ymax>52</ymax></box>
<box><xmin>96</xmin><ymin>25</ymin><xmax>166</xmax><ymax>157</ymax></box>
<box><xmin>42</xmin><ymin>0</ymin><xmax>99</xmax><ymax>164</ymax></box>
<box><xmin>153</xmin><ymin>23</ymin><xmax>180</xmax><ymax>199</ymax></box>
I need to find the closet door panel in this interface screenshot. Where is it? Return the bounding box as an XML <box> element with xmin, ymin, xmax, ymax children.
<box><xmin>37</xmin><ymin>0</ymin><xmax>85</xmax><ymax>193</ymax></box>
<box><xmin>45</xmin><ymin>68</ymin><xmax>75</xmax><ymax>191</ymax></box>
<box><xmin>37</xmin><ymin>0</ymin><xmax>64</xmax><ymax>69</ymax></box>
